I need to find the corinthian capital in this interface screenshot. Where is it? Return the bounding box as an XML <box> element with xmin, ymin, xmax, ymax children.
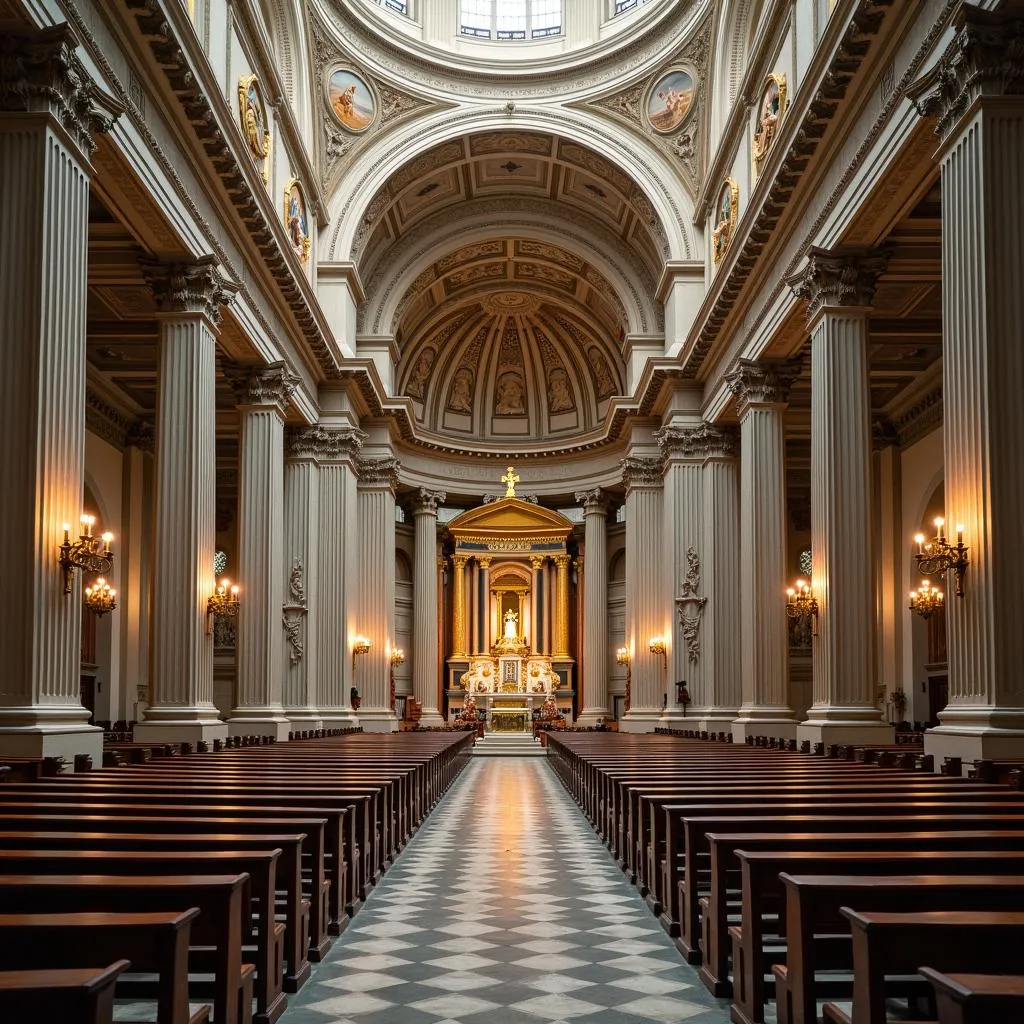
<box><xmin>0</xmin><ymin>25</ymin><xmax>123</xmax><ymax>156</ymax></box>
<box><xmin>286</xmin><ymin>425</ymin><xmax>366</xmax><ymax>462</ymax></box>
<box><xmin>226</xmin><ymin>361</ymin><xmax>301</xmax><ymax>414</ymax></box>
<box><xmin>912</xmin><ymin>2</ymin><xmax>1024</xmax><ymax>141</ymax></box>
<box><xmin>620</xmin><ymin>456</ymin><xmax>663</xmax><ymax>492</ymax></box>
<box><xmin>140</xmin><ymin>255</ymin><xmax>238</xmax><ymax>324</ymax></box>
<box><xmin>358</xmin><ymin>456</ymin><xmax>401</xmax><ymax>490</ymax></box>
<box><xmin>413</xmin><ymin>488</ymin><xmax>447</xmax><ymax>515</ymax></box>
<box><xmin>657</xmin><ymin>422</ymin><xmax>738</xmax><ymax>460</ymax></box>
<box><xmin>787</xmin><ymin>246</ymin><xmax>890</xmax><ymax>321</ymax></box>
<box><xmin>575</xmin><ymin>488</ymin><xmax>610</xmax><ymax>514</ymax></box>
<box><xmin>725</xmin><ymin>359</ymin><xmax>801</xmax><ymax>417</ymax></box>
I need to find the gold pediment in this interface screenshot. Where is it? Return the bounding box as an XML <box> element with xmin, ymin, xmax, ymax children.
<box><xmin>448</xmin><ymin>498</ymin><xmax>573</xmax><ymax>542</ymax></box>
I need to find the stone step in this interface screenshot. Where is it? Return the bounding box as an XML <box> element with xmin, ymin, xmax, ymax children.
<box><xmin>473</xmin><ymin>734</ymin><xmax>547</xmax><ymax>757</ymax></box>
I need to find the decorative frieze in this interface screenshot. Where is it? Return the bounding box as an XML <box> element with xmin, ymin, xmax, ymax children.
<box><xmin>725</xmin><ymin>359</ymin><xmax>800</xmax><ymax>416</ymax></box>
<box><xmin>787</xmin><ymin>246</ymin><xmax>890</xmax><ymax>320</ymax></box>
<box><xmin>139</xmin><ymin>255</ymin><xmax>237</xmax><ymax>324</ymax></box>
<box><xmin>286</xmin><ymin>425</ymin><xmax>366</xmax><ymax>461</ymax></box>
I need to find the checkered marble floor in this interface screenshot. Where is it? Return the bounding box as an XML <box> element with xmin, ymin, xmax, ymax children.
<box><xmin>281</xmin><ymin>758</ymin><xmax>732</xmax><ymax>1024</ymax></box>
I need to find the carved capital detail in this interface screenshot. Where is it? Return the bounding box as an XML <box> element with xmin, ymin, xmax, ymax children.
<box><xmin>0</xmin><ymin>25</ymin><xmax>122</xmax><ymax>155</ymax></box>
<box><xmin>227</xmin><ymin>361</ymin><xmax>301</xmax><ymax>414</ymax></box>
<box><xmin>787</xmin><ymin>246</ymin><xmax>890</xmax><ymax>321</ymax></box>
<box><xmin>656</xmin><ymin>422</ymin><xmax>738</xmax><ymax>460</ymax></box>
<box><xmin>575</xmin><ymin>488</ymin><xmax>610</xmax><ymax>515</ymax></box>
<box><xmin>725</xmin><ymin>359</ymin><xmax>801</xmax><ymax>417</ymax></box>
<box><xmin>913</xmin><ymin>3</ymin><xmax>1024</xmax><ymax>141</ymax></box>
<box><xmin>620</xmin><ymin>455</ymin><xmax>663</xmax><ymax>492</ymax></box>
<box><xmin>357</xmin><ymin>456</ymin><xmax>401</xmax><ymax>490</ymax></box>
<box><xmin>286</xmin><ymin>425</ymin><xmax>367</xmax><ymax>462</ymax></box>
<box><xmin>413</xmin><ymin>488</ymin><xmax>447</xmax><ymax>515</ymax></box>
<box><xmin>139</xmin><ymin>255</ymin><xmax>237</xmax><ymax>324</ymax></box>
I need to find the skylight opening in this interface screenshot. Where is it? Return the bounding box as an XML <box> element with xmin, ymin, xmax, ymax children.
<box><xmin>459</xmin><ymin>1</ymin><xmax>564</xmax><ymax>40</ymax></box>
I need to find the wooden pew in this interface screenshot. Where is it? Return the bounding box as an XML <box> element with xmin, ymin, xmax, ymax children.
<box><xmin>767</xmin><ymin>874</ymin><xmax>1024</xmax><ymax>1024</ymax></box>
<box><xmin>918</xmin><ymin>969</ymin><xmax>1024</xmax><ymax>1024</ymax></box>
<box><xmin>820</xmin><ymin>909</ymin><xmax>1024</xmax><ymax>1024</ymax></box>
<box><xmin>0</xmin><ymin>909</ymin><xmax>206</xmax><ymax>1024</ymax></box>
<box><xmin>0</xmin><ymin>961</ymin><xmax>130</xmax><ymax>1024</ymax></box>
<box><xmin>0</xmin><ymin>874</ymin><xmax>252</xmax><ymax>1024</ymax></box>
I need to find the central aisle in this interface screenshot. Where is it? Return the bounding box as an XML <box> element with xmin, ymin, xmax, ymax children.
<box><xmin>284</xmin><ymin>758</ymin><xmax>732</xmax><ymax>1024</ymax></box>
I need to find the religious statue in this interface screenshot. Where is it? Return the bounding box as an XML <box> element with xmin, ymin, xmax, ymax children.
<box><xmin>547</xmin><ymin>367</ymin><xmax>573</xmax><ymax>413</ymax></box>
<box><xmin>448</xmin><ymin>367</ymin><xmax>473</xmax><ymax>413</ymax></box>
<box><xmin>752</xmin><ymin>75</ymin><xmax>786</xmax><ymax>178</ymax></box>
<box><xmin>503</xmin><ymin>609</ymin><xmax>518</xmax><ymax>640</ymax></box>
<box><xmin>712</xmin><ymin>179</ymin><xmax>738</xmax><ymax>265</ymax></box>
<box><xmin>495</xmin><ymin>372</ymin><xmax>525</xmax><ymax>415</ymax></box>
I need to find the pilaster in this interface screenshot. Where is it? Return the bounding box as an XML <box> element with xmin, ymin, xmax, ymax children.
<box><xmin>575</xmin><ymin>490</ymin><xmax>611</xmax><ymax>725</ymax></box>
<box><xmin>413</xmin><ymin>488</ymin><xmax>446</xmax><ymax>727</ymax></box>
<box><xmin>135</xmin><ymin>257</ymin><xmax>235</xmax><ymax>743</ymax></box>
<box><xmin>619</xmin><ymin>455</ymin><xmax>665</xmax><ymax>732</ymax></box>
<box><xmin>227</xmin><ymin>364</ymin><xmax>299</xmax><ymax>739</ymax></box>
<box><xmin>356</xmin><ymin>457</ymin><xmax>401</xmax><ymax>732</ymax></box>
<box><xmin>915</xmin><ymin>3</ymin><xmax>1024</xmax><ymax>762</ymax></box>
<box><xmin>727</xmin><ymin>361</ymin><xmax>800</xmax><ymax>741</ymax></box>
<box><xmin>0</xmin><ymin>25</ymin><xmax>119</xmax><ymax>762</ymax></box>
<box><xmin>554</xmin><ymin>554</ymin><xmax>572</xmax><ymax>659</ymax></box>
<box><xmin>789</xmin><ymin>248</ymin><xmax>893</xmax><ymax>745</ymax></box>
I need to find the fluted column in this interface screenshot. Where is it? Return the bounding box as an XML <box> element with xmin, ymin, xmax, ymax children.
<box><xmin>790</xmin><ymin>249</ymin><xmax>893</xmax><ymax>744</ymax></box>
<box><xmin>620</xmin><ymin>455</ymin><xmax>664</xmax><ymax>732</ymax></box>
<box><xmin>530</xmin><ymin>557</ymin><xmax>545</xmax><ymax>654</ymax></box>
<box><xmin>312</xmin><ymin>426</ymin><xmax>364</xmax><ymax>725</ymax></box>
<box><xmin>554</xmin><ymin>554</ymin><xmax>571</xmax><ymax>658</ymax></box>
<box><xmin>452</xmin><ymin>555</ymin><xmax>468</xmax><ymax>658</ymax></box>
<box><xmin>356</xmin><ymin>457</ymin><xmax>400</xmax><ymax>731</ymax></box>
<box><xmin>0</xmin><ymin>26</ymin><xmax>119</xmax><ymax>761</ymax></box>
<box><xmin>727</xmin><ymin>361</ymin><xmax>799</xmax><ymax>741</ymax></box>
<box><xmin>479</xmin><ymin>558</ymin><xmax>492</xmax><ymax>652</ymax></box>
<box><xmin>413</xmin><ymin>488</ymin><xmax>446</xmax><ymax>727</ymax></box>
<box><xmin>281</xmin><ymin>430</ymin><xmax>323</xmax><ymax>727</ymax></box>
<box><xmin>916</xmin><ymin>6</ymin><xmax>1024</xmax><ymax>763</ymax></box>
<box><xmin>226</xmin><ymin>364</ymin><xmax>299</xmax><ymax>739</ymax></box>
<box><xmin>575</xmin><ymin>490</ymin><xmax>611</xmax><ymax>725</ymax></box>
<box><xmin>135</xmin><ymin>258</ymin><xmax>235</xmax><ymax>743</ymax></box>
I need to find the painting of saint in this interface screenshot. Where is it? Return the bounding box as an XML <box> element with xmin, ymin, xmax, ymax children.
<box><xmin>284</xmin><ymin>179</ymin><xmax>311</xmax><ymax>264</ymax></box>
<box><xmin>327</xmin><ymin>69</ymin><xmax>375</xmax><ymax>133</ymax></box>
<box><xmin>495</xmin><ymin>372</ymin><xmax>526</xmax><ymax>416</ymax></box>
<box><xmin>237</xmin><ymin>75</ymin><xmax>270</xmax><ymax>182</ymax></box>
<box><xmin>752</xmin><ymin>74</ymin><xmax>786</xmax><ymax>176</ymax></box>
<box><xmin>647</xmin><ymin>69</ymin><xmax>695</xmax><ymax>134</ymax></box>
<box><xmin>448</xmin><ymin>367</ymin><xmax>474</xmax><ymax>414</ymax></box>
<box><xmin>547</xmin><ymin>367</ymin><xmax>573</xmax><ymax>413</ymax></box>
<box><xmin>712</xmin><ymin>179</ymin><xmax>738</xmax><ymax>265</ymax></box>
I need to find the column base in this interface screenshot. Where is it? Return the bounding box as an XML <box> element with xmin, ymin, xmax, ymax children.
<box><xmin>688</xmin><ymin>711</ymin><xmax>740</xmax><ymax>734</ymax></box>
<box><xmin>417</xmin><ymin>710</ymin><xmax>447</xmax><ymax>728</ymax></box>
<box><xmin>731</xmin><ymin>709</ymin><xmax>798</xmax><ymax>743</ymax></box>
<box><xmin>284</xmin><ymin>709</ymin><xmax>324</xmax><ymax>731</ymax></box>
<box><xmin>134</xmin><ymin>714</ymin><xmax>228</xmax><ymax>745</ymax></box>
<box><xmin>576</xmin><ymin>707</ymin><xmax>612</xmax><ymax>728</ymax></box>
<box><xmin>924</xmin><ymin>706</ymin><xmax>1024</xmax><ymax>767</ymax></box>
<box><xmin>797</xmin><ymin>721</ymin><xmax>894</xmax><ymax>746</ymax></box>
<box><xmin>619</xmin><ymin>709</ymin><xmax>663</xmax><ymax>733</ymax></box>
<box><xmin>320</xmin><ymin>709</ymin><xmax>360</xmax><ymax>728</ymax></box>
<box><xmin>226</xmin><ymin>714</ymin><xmax>292</xmax><ymax>741</ymax></box>
<box><xmin>0</xmin><ymin>708</ymin><xmax>103</xmax><ymax>765</ymax></box>
<box><xmin>356</xmin><ymin>709</ymin><xmax>400</xmax><ymax>733</ymax></box>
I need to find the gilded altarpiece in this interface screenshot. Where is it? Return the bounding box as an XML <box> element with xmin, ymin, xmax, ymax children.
<box><xmin>444</xmin><ymin>482</ymin><xmax>576</xmax><ymax>731</ymax></box>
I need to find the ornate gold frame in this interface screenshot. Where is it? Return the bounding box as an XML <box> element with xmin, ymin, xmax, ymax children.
<box><xmin>752</xmin><ymin>72</ymin><xmax>788</xmax><ymax>180</ymax></box>
<box><xmin>712</xmin><ymin>177</ymin><xmax>739</xmax><ymax>265</ymax></box>
<box><xmin>283</xmin><ymin>178</ymin><xmax>312</xmax><ymax>265</ymax></box>
<box><xmin>237</xmin><ymin>74</ymin><xmax>270</xmax><ymax>185</ymax></box>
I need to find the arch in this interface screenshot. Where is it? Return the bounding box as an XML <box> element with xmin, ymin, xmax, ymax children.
<box><xmin>608</xmin><ymin>549</ymin><xmax>626</xmax><ymax>582</ymax></box>
<box><xmin>395</xmin><ymin>549</ymin><xmax>413</xmax><ymax>581</ymax></box>
<box><xmin>325</xmin><ymin>109</ymin><xmax>695</xmax><ymax>263</ymax></box>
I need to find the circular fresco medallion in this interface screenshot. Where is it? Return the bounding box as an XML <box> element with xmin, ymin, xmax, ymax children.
<box><xmin>326</xmin><ymin>68</ymin><xmax>376</xmax><ymax>133</ymax></box>
<box><xmin>647</xmin><ymin>67</ymin><xmax>696</xmax><ymax>134</ymax></box>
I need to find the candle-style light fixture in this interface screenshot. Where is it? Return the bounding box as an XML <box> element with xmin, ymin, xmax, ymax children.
<box><xmin>389</xmin><ymin>648</ymin><xmax>405</xmax><ymax>666</ymax></box>
<box><xmin>909</xmin><ymin>578</ymin><xmax>944</xmax><ymax>619</ymax></box>
<box><xmin>352</xmin><ymin>636</ymin><xmax>372</xmax><ymax>672</ymax></box>
<box><xmin>207</xmin><ymin>577</ymin><xmax>240</xmax><ymax>632</ymax></box>
<box><xmin>785</xmin><ymin>579</ymin><xmax>819</xmax><ymax>635</ymax></box>
<box><xmin>59</xmin><ymin>516</ymin><xmax>114</xmax><ymax>595</ymax></box>
<box><xmin>914</xmin><ymin>517</ymin><xmax>969</xmax><ymax>597</ymax></box>
<box><xmin>83</xmin><ymin>577</ymin><xmax>117</xmax><ymax>616</ymax></box>
<box><xmin>616</xmin><ymin>646</ymin><xmax>632</xmax><ymax>714</ymax></box>
<box><xmin>648</xmin><ymin>637</ymin><xmax>668</xmax><ymax>667</ymax></box>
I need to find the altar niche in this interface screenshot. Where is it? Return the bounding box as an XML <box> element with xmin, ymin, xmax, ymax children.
<box><xmin>442</xmin><ymin>482</ymin><xmax>576</xmax><ymax>730</ymax></box>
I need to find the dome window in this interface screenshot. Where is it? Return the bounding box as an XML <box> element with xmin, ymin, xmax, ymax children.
<box><xmin>460</xmin><ymin>1</ymin><xmax>563</xmax><ymax>41</ymax></box>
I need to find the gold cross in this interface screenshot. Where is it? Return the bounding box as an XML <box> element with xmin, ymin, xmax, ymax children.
<box><xmin>501</xmin><ymin>465</ymin><xmax>520</xmax><ymax>498</ymax></box>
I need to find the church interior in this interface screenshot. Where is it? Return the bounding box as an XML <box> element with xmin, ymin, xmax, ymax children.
<box><xmin>2</xmin><ymin>0</ymin><xmax>1024</xmax><ymax>1020</ymax></box>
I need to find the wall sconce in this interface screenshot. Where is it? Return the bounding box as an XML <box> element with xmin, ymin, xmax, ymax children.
<box><xmin>648</xmin><ymin>637</ymin><xmax>668</xmax><ymax>667</ymax></box>
<box><xmin>207</xmin><ymin>578</ymin><xmax>240</xmax><ymax>633</ymax></box>
<box><xmin>59</xmin><ymin>516</ymin><xmax>114</xmax><ymax>595</ymax></box>
<box><xmin>616</xmin><ymin>646</ymin><xmax>632</xmax><ymax>714</ymax></box>
<box><xmin>352</xmin><ymin>636</ymin><xmax>372</xmax><ymax>673</ymax></box>
<box><xmin>389</xmin><ymin>648</ymin><xmax>405</xmax><ymax>666</ymax></box>
<box><xmin>785</xmin><ymin>579</ymin><xmax>819</xmax><ymax>635</ymax></box>
<box><xmin>84</xmin><ymin>577</ymin><xmax>117</xmax><ymax>617</ymax></box>
<box><xmin>914</xmin><ymin>517</ymin><xmax>968</xmax><ymax>597</ymax></box>
<box><xmin>909</xmin><ymin>578</ymin><xmax>944</xmax><ymax>619</ymax></box>
<box><xmin>615</xmin><ymin>646</ymin><xmax>631</xmax><ymax>667</ymax></box>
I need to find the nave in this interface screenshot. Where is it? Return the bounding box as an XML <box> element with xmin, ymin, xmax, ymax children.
<box><xmin>281</xmin><ymin>758</ymin><xmax>730</xmax><ymax>1024</ymax></box>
